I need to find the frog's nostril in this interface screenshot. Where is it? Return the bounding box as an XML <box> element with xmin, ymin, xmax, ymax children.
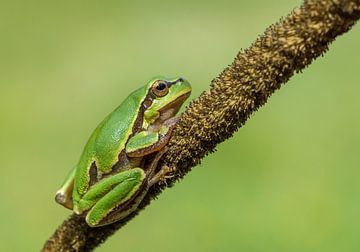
<box><xmin>177</xmin><ymin>77</ymin><xmax>184</xmax><ymax>82</ymax></box>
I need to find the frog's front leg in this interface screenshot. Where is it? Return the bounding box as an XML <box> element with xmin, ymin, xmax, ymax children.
<box><xmin>126</xmin><ymin>117</ymin><xmax>178</xmax><ymax>158</ymax></box>
<box><xmin>74</xmin><ymin>168</ymin><xmax>146</xmax><ymax>227</ymax></box>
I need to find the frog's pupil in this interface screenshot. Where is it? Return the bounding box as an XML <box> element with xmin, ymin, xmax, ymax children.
<box><xmin>156</xmin><ymin>83</ymin><xmax>166</xmax><ymax>90</ymax></box>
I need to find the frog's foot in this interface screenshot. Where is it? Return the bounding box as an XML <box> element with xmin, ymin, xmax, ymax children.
<box><xmin>149</xmin><ymin>165</ymin><xmax>174</xmax><ymax>187</ymax></box>
<box><xmin>143</xmin><ymin>147</ymin><xmax>173</xmax><ymax>187</ymax></box>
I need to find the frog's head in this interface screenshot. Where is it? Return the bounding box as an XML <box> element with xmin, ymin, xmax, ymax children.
<box><xmin>143</xmin><ymin>77</ymin><xmax>191</xmax><ymax>126</ymax></box>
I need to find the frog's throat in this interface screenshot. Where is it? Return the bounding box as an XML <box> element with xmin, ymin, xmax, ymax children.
<box><xmin>158</xmin><ymin>91</ymin><xmax>190</xmax><ymax>117</ymax></box>
<box><xmin>143</xmin><ymin>90</ymin><xmax>190</xmax><ymax>128</ymax></box>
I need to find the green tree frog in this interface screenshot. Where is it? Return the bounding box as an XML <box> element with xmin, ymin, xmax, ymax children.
<box><xmin>55</xmin><ymin>77</ymin><xmax>191</xmax><ymax>227</ymax></box>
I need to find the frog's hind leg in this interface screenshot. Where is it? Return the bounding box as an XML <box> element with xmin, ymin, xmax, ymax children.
<box><xmin>55</xmin><ymin>166</ymin><xmax>76</xmax><ymax>209</ymax></box>
<box><xmin>80</xmin><ymin>168</ymin><xmax>146</xmax><ymax>227</ymax></box>
<box><xmin>86</xmin><ymin>150</ymin><xmax>168</xmax><ymax>227</ymax></box>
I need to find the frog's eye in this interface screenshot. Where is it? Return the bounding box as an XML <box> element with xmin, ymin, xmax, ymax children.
<box><xmin>151</xmin><ymin>81</ymin><xmax>169</xmax><ymax>97</ymax></box>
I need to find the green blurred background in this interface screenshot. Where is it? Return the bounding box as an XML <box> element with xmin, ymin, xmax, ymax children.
<box><xmin>1</xmin><ymin>0</ymin><xmax>360</xmax><ymax>251</ymax></box>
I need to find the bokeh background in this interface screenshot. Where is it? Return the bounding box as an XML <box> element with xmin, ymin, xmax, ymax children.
<box><xmin>1</xmin><ymin>0</ymin><xmax>360</xmax><ymax>251</ymax></box>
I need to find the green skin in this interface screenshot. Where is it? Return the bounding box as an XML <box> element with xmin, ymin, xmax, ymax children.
<box><xmin>55</xmin><ymin>77</ymin><xmax>191</xmax><ymax>227</ymax></box>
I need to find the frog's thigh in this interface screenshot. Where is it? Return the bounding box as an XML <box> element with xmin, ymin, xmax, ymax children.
<box><xmin>84</xmin><ymin>168</ymin><xmax>145</xmax><ymax>227</ymax></box>
<box><xmin>78</xmin><ymin>168</ymin><xmax>145</xmax><ymax>212</ymax></box>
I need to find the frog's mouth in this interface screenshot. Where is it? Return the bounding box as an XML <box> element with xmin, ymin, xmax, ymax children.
<box><xmin>157</xmin><ymin>91</ymin><xmax>191</xmax><ymax>122</ymax></box>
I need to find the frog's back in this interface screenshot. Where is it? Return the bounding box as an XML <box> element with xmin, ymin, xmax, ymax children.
<box><xmin>74</xmin><ymin>85</ymin><xmax>148</xmax><ymax>196</ymax></box>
